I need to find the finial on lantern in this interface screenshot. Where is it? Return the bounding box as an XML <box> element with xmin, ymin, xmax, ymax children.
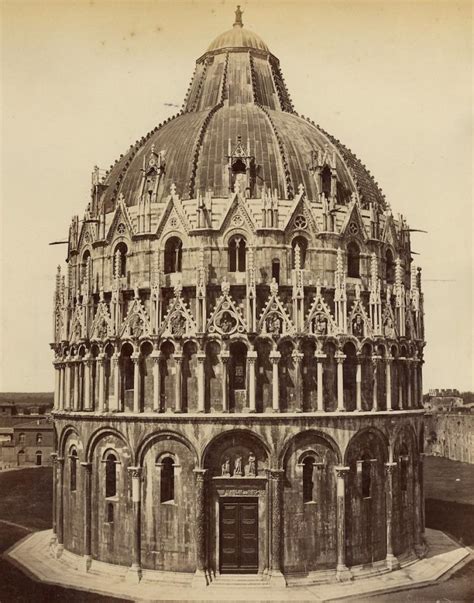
<box><xmin>233</xmin><ymin>5</ymin><xmax>243</xmax><ymax>28</ymax></box>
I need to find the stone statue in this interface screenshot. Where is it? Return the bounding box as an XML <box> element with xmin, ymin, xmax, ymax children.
<box><xmin>384</xmin><ymin>317</ymin><xmax>395</xmax><ymax>339</ymax></box>
<box><xmin>314</xmin><ymin>314</ymin><xmax>327</xmax><ymax>335</ymax></box>
<box><xmin>222</xmin><ymin>457</ymin><xmax>230</xmax><ymax>476</ymax></box>
<box><xmin>234</xmin><ymin>455</ymin><xmax>242</xmax><ymax>476</ymax></box>
<box><xmin>248</xmin><ymin>453</ymin><xmax>256</xmax><ymax>477</ymax></box>
<box><xmin>352</xmin><ymin>314</ymin><xmax>364</xmax><ymax>338</ymax></box>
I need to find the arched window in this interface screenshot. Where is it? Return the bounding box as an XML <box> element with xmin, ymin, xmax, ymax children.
<box><xmin>321</xmin><ymin>165</ymin><xmax>332</xmax><ymax>198</ymax></box>
<box><xmin>106</xmin><ymin>502</ymin><xmax>114</xmax><ymax>523</ymax></box>
<box><xmin>361</xmin><ymin>456</ymin><xmax>372</xmax><ymax>498</ymax></box>
<box><xmin>271</xmin><ymin>259</ymin><xmax>280</xmax><ymax>283</ymax></box>
<box><xmin>19</xmin><ymin>433</ymin><xmax>25</xmax><ymax>444</ymax></box>
<box><xmin>347</xmin><ymin>242</ymin><xmax>360</xmax><ymax>278</ymax></box>
<box><xmin>160</xmin><ymin>457</ymin><xmax>175</xmax><ymax>503</ymax></box>
<box><xmin>399</xmin><ymin>445</ymin><xmax>409</xmax><ymax>492</ymax></box>
<box><xmin>36</xmin><ymin>451</ymin><xmax>42</xmax><ymax>466</ymax></box>
<box><xmin>228</xmin><ymin>236</ymin><xmax>246</xmax><ymax>272</ymax></box>
<box><xmin>164</xmin><ymin>237</ymin><xmax>182</xmax><ymax>274</ymax></box>
<box><xmin>105</xmin><ymin>453</ymin><xmax>117</xmax><ymax>498</ymax></box>
<box><xmin>291</xmin><ymin>236</ymin><xmax>308</xmax><ymax>269</ymax></box>
<box><xmin>36</xmin><ymin>433</ymin><xmax>42</xmax><ymax>444</ymax></box>
<box><xmin>122</xmin><ymin>344</ymin><xmax>134</xmax><ymax>391</ymax></box>
<box><xmin>302</xmin><ymin>457</ymin><xmax>315</xmax><ymax>503</ymax></box>
<box><xmin>70</xmin><ymin>449</ymin><xmax>78</xmax><ymax>491</ymax></box>
<box><xmin>114</xmin><ymin>242</ymin><xmax>128</xmax><ymax>278</ymax></box>
<box><xmin>385</xmin><ymin>249</ymin><xmax>395</xmax><ymax>284</ymax></box>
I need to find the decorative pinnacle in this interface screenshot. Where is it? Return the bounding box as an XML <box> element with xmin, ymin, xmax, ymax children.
<box><xmin>233</xmin><ymin>5</ymin><xmax>243</xmax><ymax>28</ymax></box>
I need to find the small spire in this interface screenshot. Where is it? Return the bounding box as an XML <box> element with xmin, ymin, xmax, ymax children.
<box><xmin>233</xmin><ymin>5</ymin><xmax>243</xmax><ymax>28</ymax></box>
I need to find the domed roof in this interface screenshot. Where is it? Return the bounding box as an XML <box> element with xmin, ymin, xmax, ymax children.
<box><xmin>206</xmin><ymin>27</ymin><xmax>269</xmax><ymax>54</ymax></box>
<box><xmin>97</xmin><ymin>7</ymin><xmax>386</xmax><ymax>217</ymax></box>
<box><xmin>206</xmin><ymin>6</ymin><xmax>270</xmax><ymax>53</ymax></box>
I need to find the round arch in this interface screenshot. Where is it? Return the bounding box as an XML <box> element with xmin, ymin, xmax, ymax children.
<box><xmin>201</xmin><ymin>428</ymin><xmax>272</xmax><ymax>470</ymax></box>
<box><xmin>136</xmin><ymin>430</ymin><xmax>199</xmax><ymax>468</ymax></box>
<box><xmin>58</xmin><ymin>425</ymin><xmax>82</xmax><ymax>458</ymax></box>
<box><xmin>279</xmin><ymin>429</ymin><xmax>342</xmax><ymax>468</ymax></box>
<box><xmin>343</xmin><ymin>426</ymin><xmax>389</xmax><ymax>465</ymax></box>
<box><xmin>85</xmin><ymin>426</ymin><xmax>132</xmax><ymax>464</ymax></box>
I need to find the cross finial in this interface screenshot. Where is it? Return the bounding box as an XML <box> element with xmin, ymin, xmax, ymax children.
<box><xmin>233</xmin><ymin>5</ymin><xmax>243</xmax><ymax>28</ymax></box>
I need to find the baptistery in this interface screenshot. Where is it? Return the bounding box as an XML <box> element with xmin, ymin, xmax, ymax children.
<box><xmin>51</xmin><ymin>7</ymin><xmax>426</xmax><ymax>586</ymax></box>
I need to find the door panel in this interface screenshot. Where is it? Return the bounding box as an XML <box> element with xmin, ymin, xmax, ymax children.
<box><xmin>220</xmin><ymin>498</ymin><xmax>258</xmax><ymax>573</ymax></box>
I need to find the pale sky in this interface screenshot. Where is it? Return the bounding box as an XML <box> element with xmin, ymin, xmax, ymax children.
<box><xmin>0</xmin><ymin>0</ymin><xmax>472</xmax><ymax>393</ymax></box>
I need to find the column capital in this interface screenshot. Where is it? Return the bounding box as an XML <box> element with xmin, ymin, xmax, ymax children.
<box><xmin>384</xmin><ymin>461</ymin><xmax>397</xmax><ymax>474</ymax></box>
<box><xmin>291</xmin><ymin>350</ymin><xmax>303</xmax><ymax>362</ymax></box>
<box><xmin>174</xmin><ymin>353</ymin><xmax>183</xmax><ymax>363</ymax></box>
<box><xmin>334</xmin><ymin>465</ymin><xmax>350</xmax><ymax>478</ymax></box>
<box><xmin>193</xmin><ymin>468</ymin><xmax>208</xmax><ymax>481</ymax></box>
<box><xmin>221</xmin><ymin>351</ymin><xmax>230</xmax><ymax>361</ymax></box>
<box><xmin>314</xmin><ymin>351</ymin><xmax>327</xmax><ymax>360</ymax></box>
<box><xmin>196</xmin><ymin>351</ymin><xmax>206</xmax><ymax>362</ymax></box>
<box><xmin>247</xmin><ymin>351</ymin><xmax>258</xmax><ymax>363</ymax></box>
<box><xmin>267</xmin><ymin>468</ymin><xmax>284</xmax><ymax>480</ymax></box>
<box><xmin>131</xmin><ymin>353</ymin><xmax>140</xmax><ymax>363</ymax></box>
<box><xmin>335</xmin><ymin>352</ymin><xmax>346</xmax><ymax>363</ymax></box>
<box><xmin>386</xmin><ymin>355</ymin><xmax>394</xmax><ymax>363</ymax></box>
<box><xmin>50</xmin><ymin>452</ymin><xmax>58</xmax><ymax>464</ymax></box>
<box><xmin>127</xmin><ymin>466</ymin><xmax>142</xmax><ymax>479</ymax></box>
<box><xmin>80</xmin><ymin>461</ymin><xmax>93</xmax><ymax>473</ymax></box>
<box><xmin>269</xmin><ymin>350</ymin><xmax>281</xmax><ymax>362</ymax></box>
<box><xmin>56</xmin><ymin>456</ymin><xmax>65</xmax><ymax>465</ymax></box>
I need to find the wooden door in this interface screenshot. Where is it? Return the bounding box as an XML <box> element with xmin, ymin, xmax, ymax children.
<box><xmin>219</xmin><ymin>497</ymin><xmax>258</xmax><ymax>573</ymax></box>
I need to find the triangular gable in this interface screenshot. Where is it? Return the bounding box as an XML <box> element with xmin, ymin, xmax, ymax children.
<box><xmin>340</xmin><ymin>199</ymin><xmax>368</xmax><ymax>240</ymax></box>
<box><xmin>120</xmin><ymin>296</ymin><xmax>151</xmax><ymax>338</ymax></box>
<box><xmin>159</xmin><ymin>290</ymin><xmax>197</xmax><ymax>338</ymax></box>
<box><xmin>106</xmin><ymin>194</ymin><xmax>135</xmax><ymax>242</ymax></box>
<box><xmin>257</xmin><ymin>282</ymin><xmax>295</xmax><ymax>336</ymax></box>
<box><xmin>77</xmin><ymin>220</ymin><xmax>97</xmax><ymax>251</ymax></box>
<box><xmin>69</xmin><ymin>304</ymin><xmax>86</xmax><ymax>344</ymax></box>
<box><xmin>305</xmin><ymin>282</ymin><xmax>338</xmax><ymax>336</ymax></box>
<box><xmin>219</xmin><ymin>193</ymin><xmax>256</xmax><ymax>235</ymax></box>
<box><xmin>155</xmin><ymin>194</ymin><xmax>191</xmax><ymax>239</ymax></box>
<box><xmin>348</xmin><ymin>298</ymin><xmax>372</xmax><ymax>339</ymax></box>
<box><xmin>382</xmin><ymin>213</ymin><xmax>399</xmax><ymax>247</ymax></box>
<box><xmin>283</xmin><ymin>187</ymin><xmax>318</xmax><ymax>235</ymax></box>
<box><xmin>206</xmin><ymin>278</ymin><xmax>247</xmax><ymax>336</ymax></box>
<box><xmin>381</xmin><ymin>303</ymin><xmax>397</xmax><ymax>339</ymax></box>
<box><xmin>90</xmin><ymin>299</ymin><xmax>114</xmax><ymax>340</ymax></box>
<box><xmin>406</xmin><ymin>306</ymin><xmax>418</xmax><ymax>340</ymax></box>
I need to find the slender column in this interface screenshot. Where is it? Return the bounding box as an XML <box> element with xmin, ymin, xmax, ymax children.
<box><xmin>112</xmin><ymin>351</ymin><xmax>120</xmax><ymax>412</ymax></box>
<box><xmin>418</xmin><ymin>361</ymin><xmax>424</xmax><ymax>409</ymax></box>
<box><xmin>414</xmin><ymin>452</ymin><xmax>425</xmax><ymax>556</ymax></box>
<box><xmin>386</xmin><ymin>356</ymin><xmax>393</xmax><ymax>411</ymax></box>
<box><xmin>132</xmin><ymin>353</ymin><xmax>140</xmax><ymax>413</ymax></box>
<box><xmin>315</xmin><ymin>352</ymin><xmax>325</xmax><ymax>412</ymax></box>
<box><xmin>151</xmin><ymin>348</ymin><xmax>161</xmax><ymax>412</ymax></box>
<box><xmin>174</xmin><ymin>353</ymin><xmax>182</xmax><ymax>413</ymax></box>
<box><xmin>268</xmin><ymin>469</ymin><xmax>286</xmax><ymax>586</ymax></box>
<box><xmin>54</xmin><ymin>363</ymin><xmax>60</xmax><ymax>410</ymax></box>
<box><xmin>72</xmin><ymin>360</ymin><xmax>79</xmax><ymax>411</ymax></box>
<box><xmin>398</xmin><ymin>357</ymin><xmax>405</xmax><ymax>408</ymax></box>
<box><xmin>127</xmin><ymin>467</ymin><xmax>142</xmax><ymax>582</ymax></box>
<box><xmin>97</xmin><ymin>354</ymin><xmax>105</xmax><ymax>412</ymax></box>
<box><xmin>196</xmin><ymin>352</ymin><xmax>205</xmax><ymax>413</ymax></box>
<box><xmin>406</xmin><ymin>359</ymin><xmax>412</xmax><ymax>408</ymax></box>
<box><xmin>336</xmin><ymin>353</ymin><xmax>345</xmax><ymax>411</ymax></box>
<box><xmin>51</xmin><ymin>453</ymin><xmax>58</xmax><ymax>539</ymax></box>
<box><xmin>192</xmin><ymin>469</ymin><xmax>208</xmax><ymax>586</ymax></box>
<box><xmin>247</xmin><ymin>351</ymin><xmax>257</xmax><ymax>412</ymax></box>
<box><xmin>221</xmin><ymin>352</ymin><xmax>229</xmax><ymax>412</ymax></box>
<box><xmin>355</xmin><ymin>357</ymin><xmax>362</xmax><ymax>411</ymax></box>
<box><xmin>335</xmin><ymin>466</ymin><xmax>351</xmax><ymax>580</ymax></box>
<box><xmin>81</xmin><ymin>462</ymin><xmax>93</xmax><ymax>571</ymax></box>
<box><xmin>270</xmin><ymin>351</ymin><xmax>281</xmax><ymax>412</ymax></box>
<box><xmin>64</xmin><ymin>360</ymin><xmax>71</xmax><ymax>410</ymax></box>
<box><xmin>58</xmin><ymin>364</ymin><xmax>64</xmax><ymax>411</ymax></box>
<box><xmin>83</xmin><ymin>356</ymin><xmax>92</xmax><ymax>411</ymax></box>
<box><xmin>56</xmin><ymin>457</ymin><xmax>65</xmax><ymax>556</ymax></box>
<box><xmin>413</xmin><ymin>360</ymin><xmax>419</xmax><ymax>408</ymax></box>
<box><xmin>371</xmin><ymin>355</ymin><xmax>380</xmax><ymax>412</ymax></box>
<box><xmin>385</xmin><ymin>462</ymin><xmax>400</xmax><ymax>569</ymax></box>
<box><xmin>292</xmin><ymin>350</ymin><xmax>304</xmax><ymax>412</ymax></box>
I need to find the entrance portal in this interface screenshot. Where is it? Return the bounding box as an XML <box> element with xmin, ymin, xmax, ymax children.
<box><xmin>219</xmin><ymin>497</ymin><xmax>258</xmax><ymax>573</ymax></box>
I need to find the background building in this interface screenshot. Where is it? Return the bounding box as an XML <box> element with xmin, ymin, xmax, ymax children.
<box><xmin>51</xmin><ymin>8</ymin><xmax>426</xmax><ymax>586</ymax></box>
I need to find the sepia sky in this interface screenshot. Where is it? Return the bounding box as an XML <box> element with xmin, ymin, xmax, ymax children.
<box><xmin>0</xmin><ymin>0</ymin><xmax>472</xmax><ymax>393</ymax></box>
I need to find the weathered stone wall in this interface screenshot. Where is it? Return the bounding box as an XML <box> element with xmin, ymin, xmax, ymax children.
<box><xmin>424</xmin><ymin>413</ymin><xmax>474</xmax><ymax>464</ymax></box>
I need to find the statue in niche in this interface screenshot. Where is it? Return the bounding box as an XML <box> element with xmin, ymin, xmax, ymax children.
<box><xmin>234</xmin><ymin>455</ymin><xmax>243</xmax><ymax>476</ymax></box>
<box><xmin>217</xmin><ymin>311</ymin><xmax>236</xmax><ymax>334</ymax></box>
<box><xmin>130</xmin><ymin>315</ymin><xmax>144</xmax><ymax>338</ymax></box>
<box><xmin>384</xmin><ymin>316</ymin><xmax>395</xmax><ymax>339</ymax></box>
<box><xmin>248</xmin><ymin>453</ymin><xmax>256</xmax><ymax>477</ymax></box>
<box><xmin>97</xmin><ymin>320</ymin><xmax>108</xmax><ymax>340</ymax></box>
<box><xmin>266</xmin><ymin>313</ymin><xmax>281</xmax><ymax>335</ymax></box>
<box><xmin>170</xmin><ymin>313</ymin><xmax>186</xmax><ymax>337</ymax></box>
<box><xmin>352</xmin><ymin>314</ymin><xmax>364</xmax><ymax>338</ymax></box>
<box><xmin>313</xmin><ymin>314</ymin><xmax>328</xmax><ymax>335</ymax></box>
<box><xmin>73</xmin><ymin>320</ymin><xmax>82</xmax><ymax>339</ymax></box>
<box><xmin>222</xmin><ymin>458</ymin><xmax>231</xmax><ymax>477</ymax></box>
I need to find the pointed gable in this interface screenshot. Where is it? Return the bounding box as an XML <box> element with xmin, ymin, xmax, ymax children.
<box><xmin>340</xmin><ymin>198</ymin><xmax>368</xmax><ymax>240</ymax></box>
<box><xmin>120</xmin><ymin>290</ymin><xmax>151</xmax><ymax>338</ymax></box>
<box><xmin>257</xmin><ymin>279</ymin><xmax>295</xmax><ymax>336</ymax></box>
<box><xmin>348</xmin><ymin>289</ymin><xmax>372</xmax><ymax>339</ymax></box>
<box><xmin>106</xmin><ymin>194</ymin><xmax>135</xmax><ymax>242</ymax></box>
<box><xmin>159</xmin><ymin>284</ymin><xmax>197</xmax><ymax>338</ymax></box>
<box><xmin>382</xmin><ymin>213</ymin><xmax>399</xmax><ymax>248</ymax></box>
<box><xmin>69</xmin><ymin>304</ymin><xmax>86</xmax><ymax>344</ymax></box>
<box><xmin>284</xmin><ymin>185</ymin><xmax>318</xmax><ymax>235</ymax></box>
<box><xmin>90</xmin><ymin>293</ymin><xmax>114</xmax><ymax>340</ymax></box>
<box><xmin>155</xmin><ymin>190</ymin><xmax>191</xmax><ymax>239</ymax></box>
<box><xmin>206</xmin><ymin>277</ymin><xmax>247</xmax><ymax>336</ymax></box>
<box><xmin>382</xmin><ymin>302</ymin><xmax>397</xmax><ymax>340</ymax></box>
<box><xmin>305</xmin><ymin>280</ymin><xmax>338</xmax><ymax>336</ymax></box>
<box><xmin>219</xmin><ymin>192</ymin><xmax>256</xmax><ymax>235</ymax></box>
